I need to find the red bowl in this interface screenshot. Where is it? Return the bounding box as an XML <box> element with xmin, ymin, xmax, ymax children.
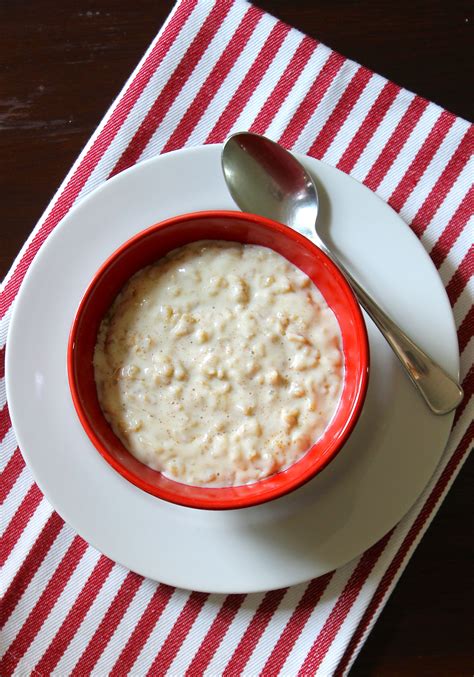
<box><xmin>68</xmin><ymin>210</ymin><xmax>369</xmax><ymax>510</ymax></box>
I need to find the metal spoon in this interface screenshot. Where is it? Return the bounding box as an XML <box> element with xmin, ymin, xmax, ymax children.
<box><xmin>221</xmin><ymin>132</ymin><xmax>463</xmax><ymax>415</ymax></box>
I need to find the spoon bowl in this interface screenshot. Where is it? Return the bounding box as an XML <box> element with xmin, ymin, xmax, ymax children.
<box><xmin>222</xmin><ymin>132</ymin><xmax>319</xmax><ymax>233</ymax></box>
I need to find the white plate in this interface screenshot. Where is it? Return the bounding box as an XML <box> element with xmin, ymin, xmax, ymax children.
<box><xmin>7</xmin><ymin>145</ymin><xmax>458</xmax><ymax>593</ymax></box>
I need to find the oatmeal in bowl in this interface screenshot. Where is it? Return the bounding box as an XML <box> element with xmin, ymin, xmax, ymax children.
<box><xmin>68</xmin><ymin>211</ymin><xmax>368</xmax><ymax>509</ymax></box>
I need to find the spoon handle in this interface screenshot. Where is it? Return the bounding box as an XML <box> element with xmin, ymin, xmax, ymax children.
<box><xmin>336</xmin><ymin>262</ymin><xmax>463</xmax><ymax>415</ymax></box>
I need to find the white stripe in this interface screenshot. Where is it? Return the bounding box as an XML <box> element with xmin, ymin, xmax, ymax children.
<box><xmin>375</xmin><ymin>104</ymin><xmax>442</xmax><ymax>200</ymax></box>
<box><xmin>92</xmin><ymin>578</ymin><xmax>160</xmax><ymax>675</ymax></box>
<box><xmin>448</xmin><ymin>398</ymin><xmax>473</xmax><ymax>456</ymax></box>
<box><xmin>165</xmin><ymin>593</ymin><xmax>227</xmax><ymax>676</ymax></box>
<box><xmin>1</xmin><ymin>466</ymin><xmax>34</xmax><ymax>536</ymax></box>
<box><xmin>203</xmin><ymin>592</ymin><xmax>267</xmax><ymax>676</ymax></box>
<box><xmin>350</xmin><ymin>88</ymin><xmax>414</xmax><ymax>182</ymax></box>
<box><xmin>460</xmin><ymin>336</ymin><xmax>474</xmax><ymax>381</ymax></box>
<box><xmin>0</xmin><ymin>377</ymin><xmax>6</xmax><ymax>411</ymax></box>
<box><xmin>423</xmin><ymin>158</ymin><xmax>474</xmax><ymax>252</ymax></box>
<box><xmin>454</xmin><ymin>281</ymin><xmax>474</xmax><ymax>334</ymax></box>
<box><xmin>240</xmin><ymin>584</ymin><xmax>309</xmax><ymax>675</ymax></box>
<box><xmin>0</xmin><ymin>305</ymin><xmax>13</xmax><ymax>350</ymax></box>
<box><xmin>438</xmin><ymin>216</ymin><xmax>473</xmax><ymax>287</ymax></box>
<box><xmin>228</xmin><ymin>29</ymin><xmax>304</xmax><ymax>135</ymax></box>
<box><xmin>0</xmin><ymin>523</ymin><xmax>74</xmax><ymax>658</ymax></box>
<box><xmin>322</xmin><ymin>73</ymin><xmax>386</xmax><ymax>166</ymax></box>
<box><xmin>12</xmin><ymin>657</ymin><xmax>38</xmax><ymax>677</ymax></box>
<box><xmin>400</xmin><ymin>117</ymin><xmax>471</xmax><ymax>227</ymax></box>
<box><xmin>141</xmin><ymin>5</ymin><xmax>276</xmax><ymax>158</ymax></box>
<box><xmin>15</xmin><ymin>546</ymin><xmax>101</xmax><ymax>675</ymax></box>
<box><xmin>264</xmin><ymin>43</ymin><xmax>331</xmax><ymax>140</ymax></box>
<box><xmin>129</xmin><ymin>588</ymin><xmax>191</xmax><ymax>675</ymax></box>
<box><xmin>294</xmin><ymin>59</ymin><xmax>361</xmax><ymax>155</ymax></box>
<box><xmin>75</xmin><ymin>0</ymin><xmax>216</xmax><ymax>200</ymax></box>
<box><xmin>280</xmin><ymin>562</ymin><xmax>359</xmax><ymax>675</ymax></box>
<box><xmin>1</xmin><ymin>499</ymin><xmax>53</xmax><ymax>595</ymax></box>
<box><xmin>0</xmin><ymin>427</ymin><xmax>18</xmax><ymax>472</ymax></box>
<box><xmin>54</xmin><ymin>561</ymin><xmax>129</xmax><ymax>675</ymax></box>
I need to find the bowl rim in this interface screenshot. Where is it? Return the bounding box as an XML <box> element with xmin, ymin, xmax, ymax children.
<box><xmin>67</xmin><ymin>209</ymin><xmax>369</xmax><ymax>509</ymax></box>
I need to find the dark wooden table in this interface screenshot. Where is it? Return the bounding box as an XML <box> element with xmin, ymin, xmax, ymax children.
<box><xmin>1</xmin><ymin>1</ymin><xmax>472</xmax><ymax>674</ymax></box>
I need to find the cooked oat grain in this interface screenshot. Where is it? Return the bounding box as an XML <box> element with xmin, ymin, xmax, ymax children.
<box><xmin>94</xmin><ymin>241</ymin><xmax>343</xmax><ymax>487</ymax></box>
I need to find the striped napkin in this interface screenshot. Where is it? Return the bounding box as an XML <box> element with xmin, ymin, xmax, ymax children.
<box><xmin>1</xmin><ymin>0</ymin><xmax>472</xmax><ymax>674</ymax></box>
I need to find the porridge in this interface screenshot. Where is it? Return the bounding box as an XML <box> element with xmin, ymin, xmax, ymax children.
<box><xmin>93</xmin><ymin>241</ymin><xmax>343</xmax><ymax>487</ymax></box>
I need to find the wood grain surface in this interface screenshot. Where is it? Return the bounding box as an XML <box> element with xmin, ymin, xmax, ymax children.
<box><xmin>1</xmin><ymin>1</ymin><xmax>472</xmax><ymax>674</ymax></box>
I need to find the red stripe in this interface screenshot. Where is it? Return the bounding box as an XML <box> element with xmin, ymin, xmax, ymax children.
<box><xmin>335</xmin><ymin>421</ymin><xmax>474</xmax><ymax>675</ymax></box>
<box><xmin>453</xmin><ymin>365</ymin><xmax>473</xmax><ymax>427</ymax></box>
<box><xmin>34</xmin><ymin>556</ymin><xmax>115</xmax><ymax>674</ymax></box>
<box><xmin>0</xmin><ymin>403</ymin><xmax>11</xmax><ymax>443</ymax></box>
<box><xmin>111</xmin><ymin>0</ymin><xmax>234</xmax><ymax>177</ymax></box>
<box><xmin>388</xmin><ymin>110</ymin><xmax>455</xmax><ymax>213</ymax></box>
<box><xmin>0</xmin><ymin>536</ymin><xmax>87</xmax><ymax>675</ymax></box>
<box><xmin>146</xmin><ymin>591</ymin><xmax>209</xmax><ymax>676</ymax></box>
<box><xmin>0</xmin><ymin>345</ymin><xmax>5</xmax><ymax>378</ymax></box>
<box><xmin>205</xmin><ymin>20</ymin><xmax>291</xmax><ymax>144</ymax></box>
<box><xmin>70</xmin><ymin>572</ymin><xmax>143</xmax><ymax>676</ymax></box>
<box><xmin>298</xmin><ymin>533</ymin><xmax>393</xmax><ymax>674</ymax></box>
<box><xmin>109</xmin><ymin>584</ymin><xmax>175</xmax><ymax>677</ymax></box>
<box><xmin>260</xmin><ymin>574</ymin><xmax>332</xmax><ymax>676</ymax></box>
<box><xmin>0</xmin><ymin>447</ymin><xmax>25</xmax><ymax>504</ymax></box>
<box><xmin>0</xmin><ymin>0</ymin><xmax>196</xmax><ymax>321</ymax></box>
<box><xmin>250</xmin><ymin>36</ymin><xmax>317</xmax><ymax>135</ymax></box>
<box><xmin>458</xmin><ymin>305</ymin><xmax>474</xmax><ymax>354</ymax></box>
<box><xmin>0</xmin><ymin>483</ymin><xmax>43</xmax><ymax>567</ymax></box>
<box><xmin>430</xmin><ymin>185</ymin><xmax>474</xmax><ymax>269</ymax></box>
<box><xmin>222</xmin><ymin>588</ymin><xmax>287</xmax><ymax>676</ymax></box>
<box><xmin>410</xmin><ymin>126</ymin><xmax>473</xmax><ymax>238</ymax></box>
<box><xmin>278</xmin><ymin>51</ymin><xmax>345</xmax><ymax>149</ymax></box>
<box><xmin>363</xmin><ymin>96</ymin><xmax>429</xmax><ymax>192</ymax></box>
<box><xmin>161</xmin><ymin>6</ymin><xmax>262</xmax><ymax>154</ymax></box>
<box><xmin>0</xmin><ymin>512</ymin><xmax>64</xmax><ymax>630</ymax></box>
<box><xmin>446</xmin><ymin>246</ymin><xmax>474</xmax><ymax>306</ymax></box>
<box><xmin>185</xmin><ymin>594</ymin><xmax>245</xmax><ymax>676</ymax></box>
<box><xmin>307</xmin><ymin>66</ymin><xmax>372</xmax><ymax>160</ymax></box>
<box><xmin>337</xmin><ymin>81</ymin><xmax>400</xmax><ymax>174</ymax></box>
